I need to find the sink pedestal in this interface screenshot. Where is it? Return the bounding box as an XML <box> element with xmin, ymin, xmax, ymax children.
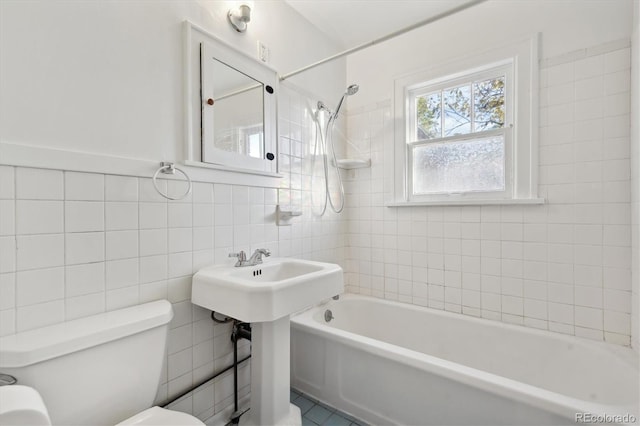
<box><xmin>241</xmin><ymin>316</ymin><xmax>301</xmax><ymax>426</ymax></box>
<box><xmin>191</xmin><ymin>258</ymin><xmax>344</xmax><ymax>425</ymax></box>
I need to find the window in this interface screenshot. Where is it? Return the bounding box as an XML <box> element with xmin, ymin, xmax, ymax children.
<box><xmin>409</xmin><ymin>66</ymin><xmax>511</xmax><ymax>198</ymax></box>
<box><xmin>392</xmin><ymin>35</ymin><xmax>542</xmax><ymax>206</ymax></box>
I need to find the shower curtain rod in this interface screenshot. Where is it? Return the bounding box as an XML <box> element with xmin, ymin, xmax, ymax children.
<box><xmin>279</xmin><ymin>0</ymin><xmax>488</xmax><ymax>81</ymax></box>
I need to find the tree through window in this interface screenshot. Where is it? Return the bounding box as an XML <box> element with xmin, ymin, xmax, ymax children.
<box><xmin>415</xmin><ymin>76</ymin><xmax>505</xmax><ymax>140</ymax></box>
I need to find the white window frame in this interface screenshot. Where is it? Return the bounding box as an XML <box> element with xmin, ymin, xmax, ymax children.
<box><xmin>407</xmin><ymin>62</ymin><xmax>513</xmax><ymax>200</ymax></box>
<box><xmin>391</xmin><ymin>34</ymin><xmax>543</xmax><ymax>206</ymax></box>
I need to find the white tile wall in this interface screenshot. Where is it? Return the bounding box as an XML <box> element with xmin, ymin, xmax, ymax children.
<box><xmin>16</xmin><ymin>168</ymin><xmax>64</xmax><ymax>200</ymax></box>
<box><xmin>0</xmin><ymin>83</ymin><xmax>344</xmax><ymax>420</ymax></box>
<box><xmin>105</xmin><ymin>202</ymin><xmax>137</xmax><ymax>230</ymax></box>
<box><xmin>15</xmin><ymin>200</ymin><xmax>63</xmax><ymax>235</ymax></box>
<box><xmin>65</xmin><ymin>172</ymin><xmax>104</xmax><ymax>201</ymax></box>
<box><xmin>16</xmin><ymin>234</ymin><xmax>65</xmax><ymax>271</ymax></box>
<box><xmin>343</xmin><ymin>43</ymin><xmax>633</xmax><ymax>346</ymax></box>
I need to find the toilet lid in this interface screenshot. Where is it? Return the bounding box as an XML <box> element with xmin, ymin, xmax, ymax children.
<box><xmin>116</xmin><ymin>406</ymin><xmax>205</xmax><ymax>426</ymax></box>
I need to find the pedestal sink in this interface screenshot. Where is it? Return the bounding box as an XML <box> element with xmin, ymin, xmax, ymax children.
<box><xmin>192</xmin><ymin>258</ymin><xmax>343</xmax><ymax>426</ymax></box>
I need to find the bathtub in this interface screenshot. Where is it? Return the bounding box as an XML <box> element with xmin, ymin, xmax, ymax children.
<box><xmin>291</xmin><ymin>295</ymin><xmax>639</xmax><ymax>426</ymax></box>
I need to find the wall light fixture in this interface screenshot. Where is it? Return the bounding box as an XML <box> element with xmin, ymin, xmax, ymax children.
<box><xmin>228</xmin><ymin>3</ymin><xmax>251</xmax><ymax>33</ymax></box>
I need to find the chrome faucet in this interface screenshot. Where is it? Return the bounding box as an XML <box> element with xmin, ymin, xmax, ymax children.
<box><xmin>229</xmin><ymin>249</ymin><xmax>270</xmax><ymax>267</ymax></box>
<box><xmin>247</xmin><ymin>248</ymin><xmax>270</xmax><ymax>265</ymax></box>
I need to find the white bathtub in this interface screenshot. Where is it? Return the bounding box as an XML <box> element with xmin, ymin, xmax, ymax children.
<box><xmin>291</xmin><ymin>295</ymin><xmax>639</xmax><ymax>425</ymax></box>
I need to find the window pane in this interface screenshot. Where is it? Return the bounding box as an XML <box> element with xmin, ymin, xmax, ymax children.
<box><xmin>415</xmin><ymin>93</ymin><xmax>441</xmax><ymax>140</ymax></box>
<box><xmin>412</xmin><ymin>135</ymin><xmax>505</xmax><ymax>195</ymax></box>
<box><xmin>443</xmin><ymin>85</ymin><xmax>471</xmax><ymax>137</ymax></box>
<box><xmin>474</xmin><ymin>76</ymin><xmax>505</xmax><ymax>131</ymax></box>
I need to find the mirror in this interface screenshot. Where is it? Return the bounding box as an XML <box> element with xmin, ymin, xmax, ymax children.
<box><xmin>197</xmin><ymin>37</ymin><xmax>277</xmax><ymax>174</ymax></box>
<box><xmin>208</xmin><ymin>58</ymin><xmax>264</xmax><ymax>159</ymax></box>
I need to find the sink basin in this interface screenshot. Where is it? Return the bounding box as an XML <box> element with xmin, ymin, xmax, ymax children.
<box><xmin>191</xmin><ymin>258</ymin><xmax>343</xmax><ymax>322</ymax></box>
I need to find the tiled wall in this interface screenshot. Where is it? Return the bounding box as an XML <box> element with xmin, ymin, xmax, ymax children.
<box><xmin>0</xmin><ymin>83</ymin><xmax>344</xmax><ymax>421</ymax></box>
<box><xmin>278</xmin><ymin>83</ymin><xmax>345</xmax><ymax>252</ymax></box>
<box><xmin>343</xmin><ymin>41</ymin><xmax>633</xmax><ymax>346</ymax></box>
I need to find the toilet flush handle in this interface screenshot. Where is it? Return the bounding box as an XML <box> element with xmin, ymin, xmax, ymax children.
<box><xmin>0</xmin><ymin>374</ymin><xmax>17</xmax><ymax>386</ymax></box>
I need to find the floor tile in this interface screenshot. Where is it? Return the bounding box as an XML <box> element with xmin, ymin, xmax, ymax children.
<box><xmin>306</xmin><ymin>405</ymin><xmax>333</xmax><ymax>425</ymax></box>
<box><xmin>323</xmin><ymin>412</ymin><xmax>352</xmax><ymax>426</ymax></box>
<box><xmin>291</xmin><ymin>388</ymin><xmax>366</xmax><ymax>426</ymax></box>
<box><xmin>302</xmin><ymin>416</ymin><xmax>318</xmax><ymax>426</ymax></box>
<box><xmin>292</xmin><ymin>396</ymin><xmax>315</xmax><ymax>415</ymax></box>
<box><xmin>316</xmin><ymin>401</ymin><xmax>336</xmax><ymax>412</ymax></box>
<box><xmin>343</xmin><ymin>414</ymin><xmax>364</xmax><ymax>424</ymax></box>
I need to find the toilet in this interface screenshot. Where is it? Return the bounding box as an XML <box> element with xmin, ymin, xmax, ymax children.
<box><xmin>0</xmin><ymin>300</ymin><xmax>204</xmax><ymax>426</ymax></box>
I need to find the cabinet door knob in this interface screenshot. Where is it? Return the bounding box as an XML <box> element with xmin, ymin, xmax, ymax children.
<box><xmin>206</xmin><ymin>98</ymin><xmax>214</xmax><ymax>105</ymax></box>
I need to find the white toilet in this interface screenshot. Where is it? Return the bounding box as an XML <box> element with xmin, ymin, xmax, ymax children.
<box><xmin>0</xmin><ymin>300</ymin><xmax>204</xmax><ymax>426</ymax></box>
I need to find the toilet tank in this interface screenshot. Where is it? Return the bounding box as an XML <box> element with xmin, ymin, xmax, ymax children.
<box><xmin>0</xmin><ymin>300</ymin><xmax>173</xmax><ymax>426</ymax></box>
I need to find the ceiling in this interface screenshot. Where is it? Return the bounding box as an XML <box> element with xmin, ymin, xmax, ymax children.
<box><xmin>283</xmin><ymin>0</ymin><xmax>472</xmax><ymax>49</ymax></box>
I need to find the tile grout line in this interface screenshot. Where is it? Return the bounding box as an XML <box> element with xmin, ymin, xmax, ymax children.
<box><xmin>12</xmin><ymin>166</ymin><xmax>17</xmax><ymax>330</ymax></box>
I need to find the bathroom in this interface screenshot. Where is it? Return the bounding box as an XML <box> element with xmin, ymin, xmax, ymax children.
<box><xmin>0</xmin><ymin>0</ymin><xmax>638</xmax><ymax>425</ymax></box>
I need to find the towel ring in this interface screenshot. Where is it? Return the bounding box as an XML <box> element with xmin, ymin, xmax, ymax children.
<box><xmin>152</xmin><ymin>162</ymin><xmax>192</xmax><ymax>201</ymax></box>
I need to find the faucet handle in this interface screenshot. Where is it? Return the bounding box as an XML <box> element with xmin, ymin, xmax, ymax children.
<box><xmin>229</xmin><ymin>251</ymin><xmax>246</xmax><ymax>261</ymax></box>
<box><xmin>261</xmin><ymin>249</ymin><xmax>271</xmax><ymax>257</ymax></box>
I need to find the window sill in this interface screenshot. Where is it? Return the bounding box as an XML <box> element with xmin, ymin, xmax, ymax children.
<box><xmin>385</xmin><ymin>198</ymin><xmax>545</xmax><ymax>207</ymax></box>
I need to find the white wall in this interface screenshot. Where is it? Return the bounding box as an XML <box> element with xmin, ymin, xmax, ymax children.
<box><xmin>0</xmin><ymin>0</ymin><xmax>345</xmax><ymax>164</ymax></box>
<box><xmin>631</xmin><ymin>0</ymin><xmax>640</xmax><ymax>351</ymax></box>
<box><xmin>346</xmin><ymin>0</ymin><xmax>633</xmax><ymax>109</ymax></box>
<box><xmin>344</xmin><ymin>0</ymin><xmax>635</xmax><ymax>346</ymax></box>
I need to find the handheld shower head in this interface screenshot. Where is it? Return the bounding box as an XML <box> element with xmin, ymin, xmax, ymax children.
<box><xmin>346</xmin><ymin>84</ymin><xmax>359</xmax><ymax>96</ymax></box>
<box><xmin>333</xmin><ymin>83</ymin><xmax>359</xmax><ymax>118</ymax></box>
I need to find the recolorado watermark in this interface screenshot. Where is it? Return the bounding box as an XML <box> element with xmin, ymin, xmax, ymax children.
<box><xmin>576</xmin><ymin>413</ymin><xmax>637</xmax><ymax>424</ymax></box>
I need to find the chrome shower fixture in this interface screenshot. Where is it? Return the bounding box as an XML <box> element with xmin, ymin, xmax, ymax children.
<box><xmin>317</xmin><ymin>101</ymin><xmax>333</xmax><ymax>115</ymax></box>
<box><xmin>333</xmin><ymin>84</ymin><xmax>359</xmax><ymax>118</ymax></box>
<box><xmin>310</xmin><ymin>83</ymin><xmax>360</xmax><ymax>216</ymax></box>
<box><xmin>346</xmin><ymin>84</ymin><xmax>360</xmax><ymax>96</ymax></box>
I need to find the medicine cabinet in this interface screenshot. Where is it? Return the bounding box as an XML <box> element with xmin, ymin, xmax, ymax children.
<box><xmin>185</xmin><ymin>21</ymin><xmax>278</xmax><ymax>176</ymax></box>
